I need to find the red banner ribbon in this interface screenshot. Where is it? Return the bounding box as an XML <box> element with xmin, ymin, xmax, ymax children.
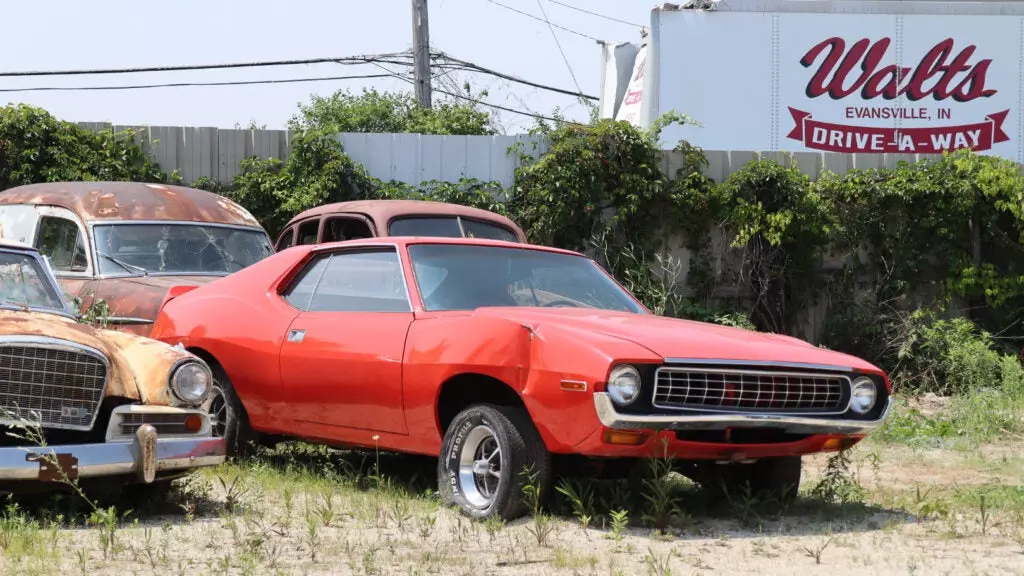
<box><xmin>786</xmin><ymin>107</ymin><xmax>1010</xmax><ymax>153</ymax></box>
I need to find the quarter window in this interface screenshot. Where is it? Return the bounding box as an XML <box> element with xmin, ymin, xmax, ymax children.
<box><xmin>297</xmin><ymin>220</ymin><xmax>319</xmax><ymax>245</ymax></box>
<box><xmin>309</xmin><ymin>249</ymin><xmax>411</xmax><ymax>312</ymax></box>
<box><xmin>276</xmin><ymin>226</ymin><xmax>296</xmax><ymax>251</ymax></box>
<box><xmin>35</xmin><ymin>216</ymin><xmax>88</xmax><ymax>272</ymax></box>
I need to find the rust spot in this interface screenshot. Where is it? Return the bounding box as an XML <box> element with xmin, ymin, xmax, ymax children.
<box><xmin>31</xmin><ymin>453</ymin><xmax>79</xmax><ymax>482</ymax></box>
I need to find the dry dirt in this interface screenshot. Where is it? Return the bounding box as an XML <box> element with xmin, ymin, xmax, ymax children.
<box><xmin>1</xmin><ymin>441</ymin><xmax>1022</xmax><ymax>576</ymax></box>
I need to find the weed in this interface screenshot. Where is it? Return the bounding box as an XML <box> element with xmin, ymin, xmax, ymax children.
<box><xmin>555</xmin><ymin>477</ymin><xmax>596</xmax><ymax>529</ymax></box>
<box><xmin>812</xmin><ymin>449</ymin><xmax>867</xmax><ymax>505</ymax></box>
<box><xmin>644</xmin><ymin>548</ymin><xmax>674</xmax><ymax>576</ymax></box>
<box><xmin>520</xmin><ymin>464</ymin><xmax>556</xmax><ymax>546</ymax></box>
<box><xmin>640</xmin><ymin>438</ymin><xmax>684</xmax><ymax>532</ymax></box>
<box><xmin>608</xmin><ymin>509</ymin><xmax>630</xmax><ymax>541</ymax></box>
<box><xmin>802</xmin><ymin>528</ymin><xmax>835</xmax><ymax>565</ymax></box>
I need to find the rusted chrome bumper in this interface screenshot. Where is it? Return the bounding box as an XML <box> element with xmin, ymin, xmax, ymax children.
<box><xmin>593</xmin><ymin>393</ymin><xmax>893</xmax><ymax>435</ymax></box>
<box><xmin>0</xmin><ymin>432</ymin><xmax>225</xmax><ymax>482</ymax></box>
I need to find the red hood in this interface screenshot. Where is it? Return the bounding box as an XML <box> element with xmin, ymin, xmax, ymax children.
<box><xmin>470</xmin><ymin>308</ymin><xmax>880</xmax><ymax>372</ymax></box>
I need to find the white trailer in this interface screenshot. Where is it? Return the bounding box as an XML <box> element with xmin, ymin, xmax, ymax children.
<box><xmin>601</xmin><ymin>1</ymin><xmax>1024</xmax><ymax>161</ymax></box>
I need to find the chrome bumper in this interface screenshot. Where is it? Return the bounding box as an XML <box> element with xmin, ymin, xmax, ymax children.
<box><xmin>594</xmin><ymin>393</ymin><xmax>893</xmax><ymax>435</ymax></box>
<box><xmin>0</xmin><ymin>434</ymin><xmax>226</xmax><ymax>482</ymax></box>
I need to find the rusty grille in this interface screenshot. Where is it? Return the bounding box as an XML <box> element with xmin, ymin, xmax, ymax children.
<box><xmin>0</xmin><ymin>341</ymin><xmax>108</xmax><ymax>430</ymax></box>
<box><xmin>119</xmin><ymin>413</ymin><xmax>193</xmax><ymax>436</ymax></box>
<box><xmin>652</xmin><ymin>366</ymin><xmax>848</xmax><ymax>414</ymax></box>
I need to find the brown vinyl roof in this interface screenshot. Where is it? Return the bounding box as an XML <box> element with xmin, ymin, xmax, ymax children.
<box><xmin>0</xmin><ymin>181</ymin><xmax>263</xmax><ymax>228</ymax></box>
<box><xmin>283</xmin><ymin>200</ymin><xmax>526</xmax><ymax>241</ymax></box>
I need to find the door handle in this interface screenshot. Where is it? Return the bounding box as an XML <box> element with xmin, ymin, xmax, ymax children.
<box><xmin>287</xmin><ymin>329</ymin><xmax>305</xmax><ymax>343</ymax></box>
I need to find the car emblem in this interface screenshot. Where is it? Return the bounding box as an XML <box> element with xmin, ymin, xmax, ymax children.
<box><xmin>60</xmin><ymin>407</ymin><xmax>89</xmax><ymax>419</ymax></box>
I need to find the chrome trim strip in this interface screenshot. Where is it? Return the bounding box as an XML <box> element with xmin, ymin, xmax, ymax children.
<box><xmin>594</xmin><ymin>393</ymin><xmax>892</xmax><ymax>435</ymax></box>
<box><xmin>662</xmin><ymin>358</ymin><xmax>854</xmax><ymax>372</ymax></box>
<box><xmin>103</xmin><ymin>316</ymin><xmax>154</xmax><ymax>325</ymax></box>
<box><xmin>652</xmin><ymin>366</ymin><xmax>852</xmax><ymax>416</ymax></box>
<box><xmin>0</xmin><ymin>335</ymin><xmax>110</xmax><ymax>431</ymax></box>
<box><xmin>0</xmin><ymin>436</ymin><xmax>226</xmax><ymax>481</ymax></box>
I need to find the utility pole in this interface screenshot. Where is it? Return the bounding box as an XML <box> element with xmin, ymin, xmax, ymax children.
<box><xmin>412</xmin><ymin>0</ymin><xmax>432</xmax><ymax>108</ymax></box>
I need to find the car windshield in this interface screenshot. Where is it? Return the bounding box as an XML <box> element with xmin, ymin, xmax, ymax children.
<box><xmin>389</xmin><ymin>216</ymin><xmax>520</xmax><ymax>242</ymax></box>
<box><xmin>0</xmin><ymin>250</ymin><xmax>65</xmax><ymax>311</ymax></box>
<box><xmin>94</xmin><ymin>224</ymin><xmax>274</xmax><ymax>275</ymax></box>
<box><xmin>407</xmin><ymin>244</ymin><xmax>646</xmax><ymax>313</ymax></box>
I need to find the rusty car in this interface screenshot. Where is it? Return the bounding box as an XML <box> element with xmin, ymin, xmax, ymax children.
<box><xmin>0</xmin><ymin>181</ymin><xmax>275</xmax><ymax>336</ymax></box>
<box><xmin>148</xmin><ymin>236</ymin><xmax>892</xmax><ymax>520</ymax></box>
<box><xmin>0</xmin><ymin>240</ymin><xmax>224</xmax><ymax>497</ymax></box>
<box><xmin>272</xmin><ymin>199</ymin><xmax>526</xmax><ymax>251</ymax></box>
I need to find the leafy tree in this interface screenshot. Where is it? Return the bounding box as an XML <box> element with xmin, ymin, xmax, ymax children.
<box><xmin>0</xmin><ymin>104</ymin><xmax>168</xmax><ymax>189</ymax></box>
<box><xmin>289</xmin><ymin>87</ymin><xmax>497</xmax><ymax>135</ymax></box>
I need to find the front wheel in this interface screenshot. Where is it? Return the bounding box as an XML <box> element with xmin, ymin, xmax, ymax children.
<box><xmin>437</xmin><ymin>404</ymin><xmax>551</xmax><ymax>521</ymax></box>
<box><xmin>201</xmin><ymin>368</ymin><xmax>254</xmax><ymax>458</ymax></box>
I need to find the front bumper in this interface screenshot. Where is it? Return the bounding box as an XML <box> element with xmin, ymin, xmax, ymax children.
<box><xmin>0</xmin><ymin>432</ymin><xmax>225</xmax><ymax>482</ymax></box>
<box><xmin>594</xmin><ymin>392</ymin><xmax>893</xmax><ymax>435</ymax></box>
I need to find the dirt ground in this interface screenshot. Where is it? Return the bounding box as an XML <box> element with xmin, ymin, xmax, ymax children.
<box><xmin>0</xmin><ymin>440</ymin><xmax>1022</xmax><ymax>576</ymax></box>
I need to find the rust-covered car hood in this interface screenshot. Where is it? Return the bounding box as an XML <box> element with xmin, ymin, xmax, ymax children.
<box><xmin>76</xmin><ymin>275</ymin><xmax>222</xmax><ymax>333</ymax></box>
<box><xmin>0</xmin><ymin>309</ymin><xmax>193</xmax><ymax>404</ymax></box>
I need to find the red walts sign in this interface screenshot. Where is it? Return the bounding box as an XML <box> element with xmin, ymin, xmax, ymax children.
<box><xmin>786</xmin><ymin>37</ymin><xmax>1009</xmax><ymax>153</ymax></box>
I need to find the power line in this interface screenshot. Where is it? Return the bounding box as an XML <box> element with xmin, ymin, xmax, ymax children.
<box><xmin>432</xmin><ymin>85</ymin><xmax>582</xmax><ymax>125</ymax></box>
<box><xmin>0</xmin><ymin>53</ymin><xmax>414</xmax><ymax>78</ymax></box>
<box><xmin>535</xmin><ymin>0</ymin><xmax>583</xmax><ymax>96</ymax></box>
<box><xmin>482</xmin><ymin>0</ymin><xmax>599</xmax><ymax>41</ymax></box>
<box><xmin>548</xmin><ymin>0</ymin><xmax>645</xmax><ymax>28</ymax></box>
<box><xmin>0</xmin><ymin>73</ymin><xmax>397</xmax><ymax>93</ymax></box>
<box><xmin>433</xmin><ymin>56</ymin><xmax>596</xmax><ymax>100</ymax></box>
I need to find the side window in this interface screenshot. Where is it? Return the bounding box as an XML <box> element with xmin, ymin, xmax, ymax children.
<box><xmin>389</xmin><ymin>217</ymin><xmax>462</xmax><ymax>238</ymax></box>
<box><xmin>35</xmin><ymin>216</ymin><xmax>88</xmax><ymax>272</ymax></box>
<box><xmin>461</xmin><ymin>219</ymin><xmax>519</xmax><ymax>242</ymax></box>
<box><xmin>276</xmin><ymin>226</ymin><xmax>296</xmax><ymax>251</ymax></box>
<box><xmin>297</xmin><ymin>219</ymin><xmax>320</xmax><ymax>245</ymax></box>
<box><xmin>308</xmin><ymin>249</ymin><xmax>411</xmax><ymax>313</ymax></box>
<box><xmin>322</xmin><ymin>216</ymin><xmax>373</xmax><ymax>242</ymax></box>
<box><xmin>281</xmin><ymin>255</ymin><xmax>329</xmax><ymax>310</ymax></box>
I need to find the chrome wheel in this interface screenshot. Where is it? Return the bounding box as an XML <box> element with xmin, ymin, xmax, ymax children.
<box><xmin>207</xmin><ymin>385</ymin><xmax>227</xmax><ymax>438</ymax></box>
<box><xmin>457</xmin><ymin>425</ymin><xmax>502</xmax><ymax>508</ymax></box>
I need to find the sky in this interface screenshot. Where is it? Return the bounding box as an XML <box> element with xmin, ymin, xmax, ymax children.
<box><xmin>0</xmin><ymin>0</ymin><xmax>651</xmax><ymax>134</ymax></box>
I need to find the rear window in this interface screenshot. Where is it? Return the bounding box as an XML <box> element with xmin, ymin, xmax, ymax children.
<box><xmin>388</xmin><ymin>216</ymin><xmax>519</xmax><ymax>242</ymax></box>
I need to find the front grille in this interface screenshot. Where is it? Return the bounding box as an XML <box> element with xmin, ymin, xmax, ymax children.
<box><xmin>119</xmin><ymin>413</ymin><xmax>193</xmax><ymax>436</ymax></box>
<box><xmin>0</xmin><ymin>341</ymin><xmax>108</xmax><ymax>430</ymax></box>
<box><xmin>653</xmin><ymin>366</ymin><xmax>848</xmax><ymax>414</ymax></box>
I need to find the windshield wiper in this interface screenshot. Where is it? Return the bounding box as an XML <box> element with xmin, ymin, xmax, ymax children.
<box><xmin>97</xmin><ymin>252</ymin><xmax>148</xmax><ymax>276</ymax></box>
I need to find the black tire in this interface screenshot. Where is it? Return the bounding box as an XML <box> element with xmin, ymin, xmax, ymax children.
<box><xmin>437</xmin><ymin>404</ymin><xmax>551</xmax><ymax>521</ymax></box>
<box><xmin>202</xmin><ymin>366</ymin><xmax>255</xmax><ymax>458</ymax></box>
<box><xmin>695</xmin><ymin>456</ymin><xmax>803</xmax><ymax>504</ymax></box>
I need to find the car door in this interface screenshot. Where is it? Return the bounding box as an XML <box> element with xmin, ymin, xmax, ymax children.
<box><xmin>278</xmin><ymin>246</ymin><xmax>413</xmax><ymax>434</ymax></box>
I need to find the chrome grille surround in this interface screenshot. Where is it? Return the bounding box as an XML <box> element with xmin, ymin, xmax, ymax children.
<box><xmin>0</xmin><ymin>336</ymin><xmax>110</xmax><ymax>431</ymax></box>
<box><xmin>118</xmin><ymin>413</ymin><xmax>194</xmax><ymax>437</ymax></box>
<box><xmin>653</xmin><ymin>365</ymin><xmax>851</xmax><ymax>415</ymax></box>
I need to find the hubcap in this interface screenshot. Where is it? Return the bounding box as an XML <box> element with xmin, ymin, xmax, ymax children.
<box><xmin>457</xmin><ymin>425</ymin><xmax>502</xmax><ymax>509</ymax></box>
<box><xmin>207</xmin><ymin>385</ymin><xmax>227</xmax><ymax>438</ymax></box>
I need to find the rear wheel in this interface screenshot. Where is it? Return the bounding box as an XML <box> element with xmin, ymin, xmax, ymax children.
<box><xmin>437</xmin><ymin>404</ymin><xmax>551</xmax><ymax>521</ymax></box>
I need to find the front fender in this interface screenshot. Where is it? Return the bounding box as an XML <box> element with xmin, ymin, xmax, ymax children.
<box><xmin>98</xmin><ymin>329</ymin><xmax>197</xmax><ymax>405</ymax></box>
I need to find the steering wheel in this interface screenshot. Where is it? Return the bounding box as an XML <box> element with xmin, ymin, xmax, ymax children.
<box><xmin>541</xmin><ymin>299</ymin><xmax>583</xmax><ymax>308</ymax></box>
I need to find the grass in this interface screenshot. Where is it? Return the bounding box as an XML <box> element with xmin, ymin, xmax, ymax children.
<box><xmin>0</xmin><ymin>401</ymin><xmax>1021</xmax><ymax>574</ymax></box>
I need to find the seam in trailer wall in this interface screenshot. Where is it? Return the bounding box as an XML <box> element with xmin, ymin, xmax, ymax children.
<box><xmin>1018</xmin><ymin>17</ymin><xmax>1023</xmax><ymax>163</ymax></box>
<box><xmin>771</xmin><ymin>14</ymin><xmax>781</xmax><ymax>150</ymax></box>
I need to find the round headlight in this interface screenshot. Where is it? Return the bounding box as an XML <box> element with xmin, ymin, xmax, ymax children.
<box><xmin>170</xmin><ymin>360</ymin><xmax>212</xmax><ymax>405</ymax></box>
<box><xmin>607</xmin><ymin>365</ymin><xmax>642</xmax><ymax>406</ymax></box>
<box><xmin>850</xmin><ymin>376</ymin><xmax>877</xmax><ymax>414</ymax></box>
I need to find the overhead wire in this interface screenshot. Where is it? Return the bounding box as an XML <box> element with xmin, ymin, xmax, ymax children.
<box><xmin>0</xmin><ymin>73</ymin><xmax>397</xmax><ymax>93</ymax></box>
<box><xmin>534</xmin><ymin>0</ymin><xmax>583</xmax><ymax>96</ymax></box>
<box><xmin>481</xmin><ymin>0</ymin><xmax>599</xmax><ymax>41</ymax></box>
<box><xmin>548</xmin><ymin>0</ymin><xmax>645</xmax><ymax>28</ymax></box>
<box><xmin>0</xmin><ymin>53</ymin><xmax>415</xmax><ymax>78</ymax></box>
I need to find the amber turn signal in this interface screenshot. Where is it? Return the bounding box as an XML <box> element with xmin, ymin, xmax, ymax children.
<box><xmin>822</xmin><ymin>435</ymin><xmax>863</xmax><ymax>452</ymax></box>
<box><xmin>184</xmin><ymin>414</ymin><xmax>203</xmax><ymax>433</ymax></box>
<box><xmin>559</xmin><ymin>380</ymin><xmax>588</xmax><ymax>392</ymax></box>
<box><xmin>602</xmin><ymin>430</ymin><xmax>648</xmax><ymax>445</ymax></box>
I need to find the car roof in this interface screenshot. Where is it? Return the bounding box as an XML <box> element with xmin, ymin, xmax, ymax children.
<box><xmin>310</xmin><ymin>235</ymin><xmax>583</xmax><ymax>257</ymax></box>
<box><xmin>0</xmin><ymin>181</ymin><xmax>263</xmax><ymax>228</ymax></box>
<box><xmin>0</xmin><ymin>238</ymin><xmax>39</xmax><ymax>253</ymax></box>
<box><xmin>282</xmin><ymin>199</ymin><xmax>526</xmax><ymax>240</ymax></box>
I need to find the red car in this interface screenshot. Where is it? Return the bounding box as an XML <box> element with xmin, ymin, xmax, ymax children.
<box><xmin>150</xmin><ymin>237</ymin><xmax>892</xmax><ymax>520</ymax></box>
